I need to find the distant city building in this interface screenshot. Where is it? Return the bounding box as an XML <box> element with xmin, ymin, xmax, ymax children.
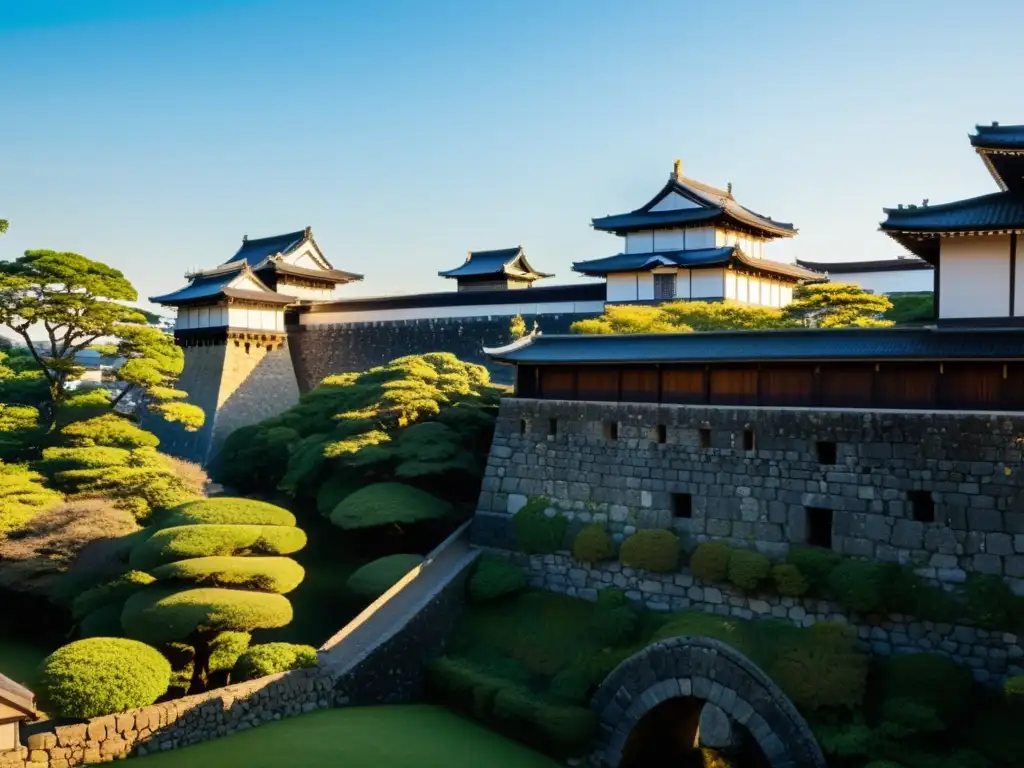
<box><xmin>438</xmin><ymin>246</ymin><xmax>553</xmax><ymax>292</ymax></box>
<box><xmin>795</xmin><ymin>257</ymin><xmax>933</xmax><ymax>294</ymax></box>
<box><xmin>880</xmin><ymin>123</ymin><xmax>1024</xmax><ymax>323</ymax></box>
<box><xmin>572</xmin><ymin>160</ymin><xmax>822</xmax><ymax>306</ymax></box>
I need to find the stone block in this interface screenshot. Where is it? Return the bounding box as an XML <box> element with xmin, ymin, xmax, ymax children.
<box><xmin>506</xmin><ymin>494</ymin><xmax>527</xmax><ymax>515</ymax></box>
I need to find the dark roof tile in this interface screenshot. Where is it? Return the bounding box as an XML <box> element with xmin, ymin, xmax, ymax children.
<box><xmin>573</xmin><ymin>247</ymin><xmax>821</xmax><ymax>281</ymax></box>
<box><xmin>439</xmin><ymin>247</ymin><xmax>553</xmax><ymax>280</ymax></box>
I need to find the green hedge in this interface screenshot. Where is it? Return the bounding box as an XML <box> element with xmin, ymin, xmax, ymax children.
<box><xmin>346</xmin><ymin>554</ymin><xmax>423</xmax><ymax>601</ymax></box>
<box><xmin>129</xmin><ymin>524</ymin><xmax>307</xmax><ymax>570</ymax></box>
<box><xmin>234</xmin><ymin>642</ymin><xmax>318</xmax><ymax>681</ymax></box>
<box><xmin>771</xmin><ymin>564</ymin><xmax>809</xmax><ymax>597</ymax></box>
<box><xmin>71</xmin><ymin>570</ymin><xmax>156</xmax><ymax>621</ymax></box>
<box><xmin>690</xmin><ymin>541</ymin><xmax>732</xmax><ymax>583</ymax></box>
<box><xmin>158</xmin><ymin>497</ymin><xmax>296</xmax><ymax>529</ymax></box>
<box><xmin>727</xmin><ymin>548</ymin><xmax>771</xmax><ymax>592</ymax></box>
<box><xmin>512</xmin><ymin>498</ymin><xmax>567</xmax><ymax>555</ymax></box>
<box><xmin>37</xmin><ymin>446</ymin><xmax>131</xmax><ymax>475</ymax></box>
<box><xmin>589</xmin><ymin>589</ymin><xmax>638</xmax><ymax>646</ymax></box>
<box><xmin>208</xmin><ymin>631</ymin><xmax>251</xmax><ymax>674</ymax></box>
<box><xmin>828</xmin><ymin>559</ymin><xmax>892</xmax><ymax>613</ymax></box>
<box><xmin>59</xmin><ymin>414</ymin><xmax>161</xmax><ymax>450</ymax></box>
<box><xmin>121</xmin><ymin>587</ymin><xmax>294</xmax><ymax>644</ymax></box>
<box><xmin>316</xmin><ymin>475</ymin><xmax>360</xmax><ymax>517</ymax></box>
<box><xmin>786</xmin><ymin>545</ymin><xmax>842</xmax><ymax>592</ymax></box>
<box><xmin>38</xmin><ymin>638</ymin><xmax>171</xmax><ymax>718</ymax></box>
<box><xmin>572</xmin><ymin>524</ymin><xmax>613</xmax><ymax>563</ymax></box>
<box><xmin>965</xmin><ymin>573</ymin><xmax>1022</xmax><ymax>631</ymax></box>
<box><xmin>881</xmin><ymin>652</ymin><xmax>973</xmax><ymax>726</ymax></box>
<box><xmin>619</xmin><ymin>529</ymin><xmax>679</xmax><ymax>572</ymax></box>
<box><xmin>329</xmin><ymin>482</ymin><xmax>454</xmax><ymax>530</ymax></box>
<box><xmin>469</xmin><ymin>556</ymin><xmax>527</xmax><ymax>603</ymax></box>
<box><xmin>151</xmin><ymin>556</ymin><xmax>305</xmax><ymax>594</ymax></box>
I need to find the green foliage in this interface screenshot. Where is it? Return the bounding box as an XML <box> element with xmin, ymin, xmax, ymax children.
<box><xmin>59</xmin><ymin>414</ymin><xmax>160</xmax><ymax>449</ymax></box>
<box><xmin>0</xmin><ymin>402</ymin><xmax>42</xmax><ymax>460</ymax></box>
<box><xmin>152</xmin><ymin>556</ymin><xmax>305</xmax><ymax>594</ymax></box>
<box><xmin>213</xmin><ymin>353</ymin><xmax>499</xmax><ymax>498</ymax></box>
<box><xmin>964</xmin><ymin>573</ymin><xmax>1022</xmax><ymax>631</ymax></box>
<box><xmin>588</xmin><ymin>596</ymin><xmax>638</xmax><ymax>647</ymax></box>
<box><xmin>885</xmin><ymin>292</ymin><xmax>935</xmax><ymax>325</ymax></box>
<box><xmin>346</xmin><ymin>554</ymin><xmax>423</xmax><ymax>600</ymax></box>
<box><xmin>71</xmin><ymin>570</ymin><xmax>156</xmax><ymax>621</ymax></box>
<box><xmin>727</xmin><ymin>548</ymin><xmax>771</xmax><ymax>591</ymax></box>
<box><xmin>469</xmin><ymin>556</ymin><xmax>527</xmax><ymax>603</ymax></box>
<box><xmin>0</xmin><ymin>461</ymin><xmax>63</xmax><ymax>535</ymax></box>
<box><xmin>121</xmin><ymin>586</ymin><xmax>294</xmax><ymax>644</ymax></box>
<box><xmin>38</xmin><ymin>637</ymin><xmax>171</xmax><ymax>718</ymax></box>
<box><xmin>886</xmin><ymin>566</ymin><xmax>958</xmax><ymax>622</ymax></box>
<box><xmin>771</xmin><ymin>563</ymin><xmax>809</xmax><ymax>597</ymax></box>
<box><xmin>786</xmin><ymin>545</ymin><xmax>842</xmax><ymax>593</ymax></box>
<box><xmin>571</xmin><ymin>300</ymin><xmax>793</xmax><ymax>335</ymax></box>
<box><xmin>571</xmin><ymin>524</ymin><xmax>614</xmax><ymax>563</ymax></box>
<box><xmin>163</xmin><ymin>642</ymin><xmax>195</xmax><ymax>697</ymax></box>
<box><xmin>619</xmin><ymin>529</ymin><xmax>679</xmax><ymax>572</ymax></box>
<box><xmin>512</xmin><ymin>498</ymin><xmax>567</xmax><ymax>555</ymax></box>
<box><xmin>509</xmin><ymin>314</ymin><xmax>527</xmax><ymax>341</ymax></box>
<box><xmin>158</xmin><ymin>497</ymin><xmax>296</xmax><ymax>529</ymax></box>
<box><xmin>316</xmin><ymin>475</ymin><xmax>360</xmax><ymax>517</ymax></box>
<box><xmin>784</xmin><ymin>282</ymin><xmax>894</xmax><ymax>328</ymax></box>
<box><xmin>690</xmin><ymin>540</ymin><xmax>733</xmax><ymax>583</ymax></box>
<box><xmin>329</xmin><ymin>482</ymin><xmax>454</xmax><ymax>531</ymax></box>
<box><xmin>233</xmin><ymin>642</ymin><xmax>318</xmax><ymax>681</ymax></box>
<box><xmin>130</xmin><ymin>523</ymin><xmax>307</xmax><ymax>570</ymax></box>
<box><xmin>828</xmin><ymin>559</ymin><xmax>892</xmax><ymax>613</ymax></box>
<box><xmin>38</xmin><ymin>445</ymin><xmax>131</xmax><ymax>474</ymax></box>
<box><xmin>208</xmin><ymin>631</ymin><xmax>251</xmax><ymax>674</ymax></box>
<box><xmin>55</xmin><ymin>388</ymin><xmax>114</xmax><ymax>427</ymax></box>
<box><xmin>1005</xmin><ymin>675</ymin><xmax>1024</xmax><ymax>707</ymax></box>
<box><xmin>881</xmin><ymin>653</ymin><xmax>973</xmax><ymax>725</ymax></box>
<box><xmin>79</xmin><ymin>604</ymin><xmax>125</xmax><ymax>638</ymax></box>
<box><xmin>0</xmin><ymin>347</ymin><xmax>49</xmax><ymax>408</ymax></box>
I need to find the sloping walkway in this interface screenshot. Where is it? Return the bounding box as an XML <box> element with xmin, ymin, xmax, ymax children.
<box><xmin>317</xmin><ymin>521</ymin><xmax>478</xmax><ymax>676</ymax></box>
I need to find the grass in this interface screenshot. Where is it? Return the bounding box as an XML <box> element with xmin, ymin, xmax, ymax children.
<box><xmin>130</xmin><ymin>705</ymin><xmax>559</xmax><ymax>768</ymax></box>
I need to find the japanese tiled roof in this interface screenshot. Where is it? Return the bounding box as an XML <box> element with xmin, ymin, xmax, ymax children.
<box><xmin>573</xmin><ymin>246</ymin><xmax>821</xmax><ymax>281</ymax></box>
<box><xmin>796</xmin><ymin>257</ymin><xmax>932</xmax><ymax>273</ymax></box>
<box><xmin>438</xmin><ymin>247</ymin><xmax>553</xmax><ymax>280</ymax></box>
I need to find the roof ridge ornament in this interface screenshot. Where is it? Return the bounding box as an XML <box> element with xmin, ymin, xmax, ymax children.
<box><xmin>304</xmin><ymin>226</ymin><xmax>312</xmax><ymax>238</ymax></box>
<box><xmin>673</xmin><ymin>159</ymin><xmax>683</xmax><ymax>181</ymax></box>
<box><xmin>727</xmin><ymin>182</ymin><xmax>733</xmax><ymax>196</ymax></box>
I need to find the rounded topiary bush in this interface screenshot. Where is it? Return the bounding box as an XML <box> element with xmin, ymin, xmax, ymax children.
<box><xmin>234</xmin><ymin>642</ymin><xmax>318</xmax><ymax>681</ymax></box>
<box><xmin>513</xmin><ymin>498</ymin><xmax>567</xmax><ymax>555</ymax></box>
<box><xmin>158</xmin><ymin>497</ymin><xmax>296</xmax><ymax>529</ymax></box>
<box><xmin>786</xmin><ymin>545</ymin><xmax>841</xmax><ymax>593</ymax></box>
<box><xmin>619</xmin><ymin>529</ymin><xmax>679</xmax><ymax>573</ymax></box>
<box><xmin>38</xmin><ymin>638</ymin><xmax>171</xmax><ymax>718</ymax></box>
<box><xmin>727</xmin><ymin>549</ymin><xmax>771</xmax><ymax>592</ymax></box>
<box><xmin>329</xmin><ymin>482</ymin><xmax>453</xmax><ymax>531</ymax></box>
<box><xmin>572</xmin><ymin>524</ymin><xmax>613</xmax><ymax>563</ymax></box>
<box><xmin>346</xmin><ymin>554</ymin><xmax>424</xmax><ymax>601</ymax></box>
<box><xmin>71</xmin><ymin>570</ymin><xmax>156</xmax><ymax>621</ymax></box>
<box><xmin>468</xmin><ymin>555</ymin><xmax>527</xmax><ymax>603</ymax></box>
<box><xmin>121</xmin><ymin>587</ymin><xmax>294</xmax><ymax>644</ymax></box>
<box><xmin>965</xmin><ymin>573</ymin><xmax>1021</xmax><ymax>631</ymax></box>
<box><xmin>316</xmin><ymin>475</ymin><xmax>359</xmax><ymax>517</ymax></box>
<box><xmin>690</xmin><ymin>541</ymin><xmax>732</xmax><ymax>583</ymax></box>
<box><xmin>129</xmin><ymin>524</ymin><xmax>307</xmax><ymax>570</ymax></box>
<box><xmin>881</xmin><ymin>652</ymin><xmax>973</xmax><ymax>725</ymax></box>
<box><xmin>1005</xmin><ymin>675</ymin><xmax>1024</xmax><ymax>708</ymax></box>
<box><xmin>827</xmin><ymin>559</ymin><xmax>891</xmax><ymax>613</ymax></box>
<box><xmin>151</xmin><ymin>556</ymin><xmax>305</xmax><ymax>594</ymax></box>
<box><xmin>771</xmin><ymin>564</ymin><xmax>809</xmax><ymax>597</ymax></box>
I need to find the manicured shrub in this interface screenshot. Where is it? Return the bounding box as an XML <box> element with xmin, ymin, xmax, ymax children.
<box><xmin>79</xmin><ymin>604</ymin><xmax>125</xmax><ymax>638</ymax></box>
<box><xmin>346</xmin><ymin>554</ymin><xmax>423</xmax><ymax>601</ymax></box>
<box><xmin>158</xmin><ymin>497</ymin><xmax>296</xmax><ymax>529</ymax></box>
<box><xmin>37</xmin><ymin>446</ymin><xmax>131</xmax><ymax>475</ymax></box>
<box><xmin>589</xmin><ymin>604</ymin><xmax>638</xmax><ymax>647</ymax></box>
<box><xmin>212</xmin><ymin>424</ymin><xmax>300</xmax><ymax>493</ymax></box>
<box><xmin>886</xmin><ymin>565</ymin><xmax>958</xmax><ymax>622</ymax></box>
<box><xmin>233</xmin><ymin>642</ymin><xmax>318</xmax><ymax>681</ymax></box>
<box><xmin>59</xmin><ymin>414</ymin><xmax>160</xmax><ymax>450</ymax></box>
<box><xmin>727</xmin><ymin>548</ymin><xmax>771</xmax><ymax>591</ymax></box>
<box><xmin>527</xmin><ymin>699</ymin><xmax>598</xmax><ymax>758</ymax></box>
<box><xmin>329</xmin><ymin>482</ymin><xmax>454</xmax><ymax>530</ymax></box>
<box><xmin>881</xmin><ymin>652</ymin><xmax>973</xmax><ymax>725</ymax></box>
<box><xmin>771</xmin><ymin>564</ymin><xmax>809</xmax><ymax>597</ymax></box>
<box><xmin>690</xmin><ymin>541</ymin><xmax>733</xmax><ymax>583</ymax></box>
<box><xmin>1005</xmin><ymin>675</ymin><xmax>1024</xmax><ymax>708</ymax></box>
<box><xmin>549</xmin><ymin>665</ymin><xmax>593</xmax><ymax>703</ymax></box>
<box><xmin>152</xmin><ymin>556</ymin><xmax>305</xmax><ymax>594</ymax></box>
<box><xmin>121</xmin><ymin>587</ymin><xmax>294</xmax><ymax>644</ymax></box>
<box><xmin>316</xmin><ymin>475</ymin><xmax>360</xmax><ymax>517</ymax></box>
<box><xmin>208</xmin><ymin>631</ymin><xmax>251</xmax><ymax>674</ymax></box>
<box><xmin>129</xmin><ymin>523</ymin><xmax>307</xmax><ymax>570</ymax></box>
<box><xmin>71</xmin><ymin>570</ymin><xmax>156</xmax><ymax>620</ymax></box>
<box><xmin>163</xmin><ymin>642</ymin><xmax>196</xmax><ymax>697</ymax></box>
<box><xmin>768</xmin><ymin>622</ymin><xmax>868</xmax><ymax>712</ymax></box>
<box><xmin>469</xmin><ymin>556</ymin><xmax>527</xmax><ymax>603</ymax></box>
<box><xmin>878</xmin><ymin>697</ymin><xmax>945</xmax><ymax>739</ymax></box>
<box><xmin>512</xmin><ymin>497</ymin><xmax>567</xmax><ymax>555</ymax></box>
<box><xmin>786</xmin><ymin>545</ymin><xmax>842</xmax><ymax>593</ymax></box>
<box><xmin>38</xmin><ymin>638</ymin><xmax>171</xmax><ymax>718</ymax></box>
<box><xmin>827</xmin><ymin>559</ymin><xmax>892</xmax><ymax>613</ymax></box>
<box><xmin>965</xmin><ymin>573</ymin><xmax>1021</xmax><ymax>631</ymax></box>
<box><xmin>619</xmin><ymin>529</ymin><xmax>679</xmax><ymax>573</ymax></box>
<box><xmin>572</xmin><ymin>524</ymin><xmax>613</xmax><ymax>563</ymax></box>
<box><xmin>0</xmin><ymin>462</ymin><xmax>64</xmax><ymax>535</ymax></box>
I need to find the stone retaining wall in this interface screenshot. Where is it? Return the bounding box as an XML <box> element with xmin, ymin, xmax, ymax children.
<box><xmin>489</xmin><ymin>546</ymin><xmax>1024</xmax><ymax>685</ymax></box>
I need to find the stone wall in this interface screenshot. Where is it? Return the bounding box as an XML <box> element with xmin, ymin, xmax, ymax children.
<box><xmin>288</xmin><ymin>312</ymin><xmax>593</xmax><ymax>390</ymax></box>
<box><xmin>0</xmin><ymin>668</ymin><xmax>333</xmax><ymax>768</ymax></box>
<box><xmin>473</xmin><ymin>398</ymin><xmax>1024</xmax><ymax>592</ymax></box>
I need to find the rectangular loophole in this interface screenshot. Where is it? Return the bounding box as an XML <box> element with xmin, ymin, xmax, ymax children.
<box><xmin>908</xmin><ymin>490</ymin><xmax>935</xmax><ymax>523</ymax></box>
<box><xmin>672</xmin><ymin>493</ymin><xmax>692</xmax><ymax>519</ymax></box>
<box><xmin>548</xmin><ymin>418</ymin><xmax>558</xmax><ymax>437</ymax></box>
<box><xmin>603</xmin><ymin>421</ymin><xmax>619</xmax><ymax>441</ymax></box>
<box><xmin>816</xmin><ymin>441</ymin><xmax>837</xmax><ymax>465</ymax></box>
<box><xmin>806</xmin><ymin>507</ymin><xmax>834</xmax><ymax>549</ymax></box>
<box><xmin>699</xmin><ymin>428</ymin><xmax>711</xmax><ymax>449</ymax></box>
<box><xmin>743</xmin><ymin>429</ymin><xmax>756</xmax><ymax>451</ymax></box>
<box><xmin>519</xmin><ymin>419</ymin><xmax>527</xmax><ymax>435</ymax></box>
<box><xmin>652</xmin><ymin>424</ymin><xmax>667</xmax><ymax>444</ymax></box>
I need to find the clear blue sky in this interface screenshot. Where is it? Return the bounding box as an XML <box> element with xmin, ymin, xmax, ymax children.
<box><xmin>2</xmin><ymin>0</ymin><xmax>1022</xmax><ymax>313</ymax></box>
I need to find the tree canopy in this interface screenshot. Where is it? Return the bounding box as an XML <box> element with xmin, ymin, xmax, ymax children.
<box><xmin>783</xmin><ymin>282</ymin><xmax>893</xmax><ymax>328</ymax></box>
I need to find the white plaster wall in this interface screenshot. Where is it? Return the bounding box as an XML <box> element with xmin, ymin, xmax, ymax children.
<box><xmin>677</xmin><ymin>269</ymin><xmax>692</xmax><ymax>299</ymax></box>
<box><xmin>280</xmin><ymin>283</ymin><xmax>335</xmax><ymax>300</ymax></box>
<box><xmin>823</xmin><ymin>268</ymin><xmax>934</xmax><ymax>295</ymax></box>
<box><xmin>607</xmin><ymin>273</ymin><xmax>638</xmax><ymax>302</ymax></box>
<box><xmin>303</xmin><ymin>300</ymin><xmax>608</xmax><ymax>325</ymax></box>
<box><xmin>626</xmin><ymin>231</ymin><xmax>654</xmax><ymax>254</ymax></box>
<box><xmin>685</xmin><ymin>228</ymin><xmax>716</xmax><ymax>249</ymax></box>
<box><xmin>691</xmin><ymin>269</ymin><xmax>724</xmax><ymax>299</ymax></box>
<box><xmin>650</xmin><ymin>192</ymin><xmax>701</xmax><ymax>212</ymax></box>
<box><xmin>939</xmin><ymin>236</ymin><xmax>1011</xmax><ymax>319</ymax></box>
<box><xmin>781</xmin><ymin>284</ymin><xmax>794</xmax><ymax>305</ymax></box>
<box><xmin>724</xmin><ymin>272</ymin><xmax>737</xmax><ymax>300</ymax></box>
<box><xmin>770</xmin><ymin>281</ymin><xmax>781</xmax><ymax>307</ymax></box>
<box><xmin>637</xmin><ymin>272</ymin><xmax>655</xmax><ymax>301</ymax></box>
<box><xmin>736</xmin><ymin>274</ymin><xmax>749</xmax><ymax>303</ymax></box>
<box><xmin>653</xmin><ymin>229</ymin><xmax>685</xmax><ymax>251</ymax></box>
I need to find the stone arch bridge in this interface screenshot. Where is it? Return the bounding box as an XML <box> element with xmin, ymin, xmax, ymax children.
<box><xmin>588</xmin><ymin>636</ymin><xmax>825</xmax><ymax>768</ymax></box>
